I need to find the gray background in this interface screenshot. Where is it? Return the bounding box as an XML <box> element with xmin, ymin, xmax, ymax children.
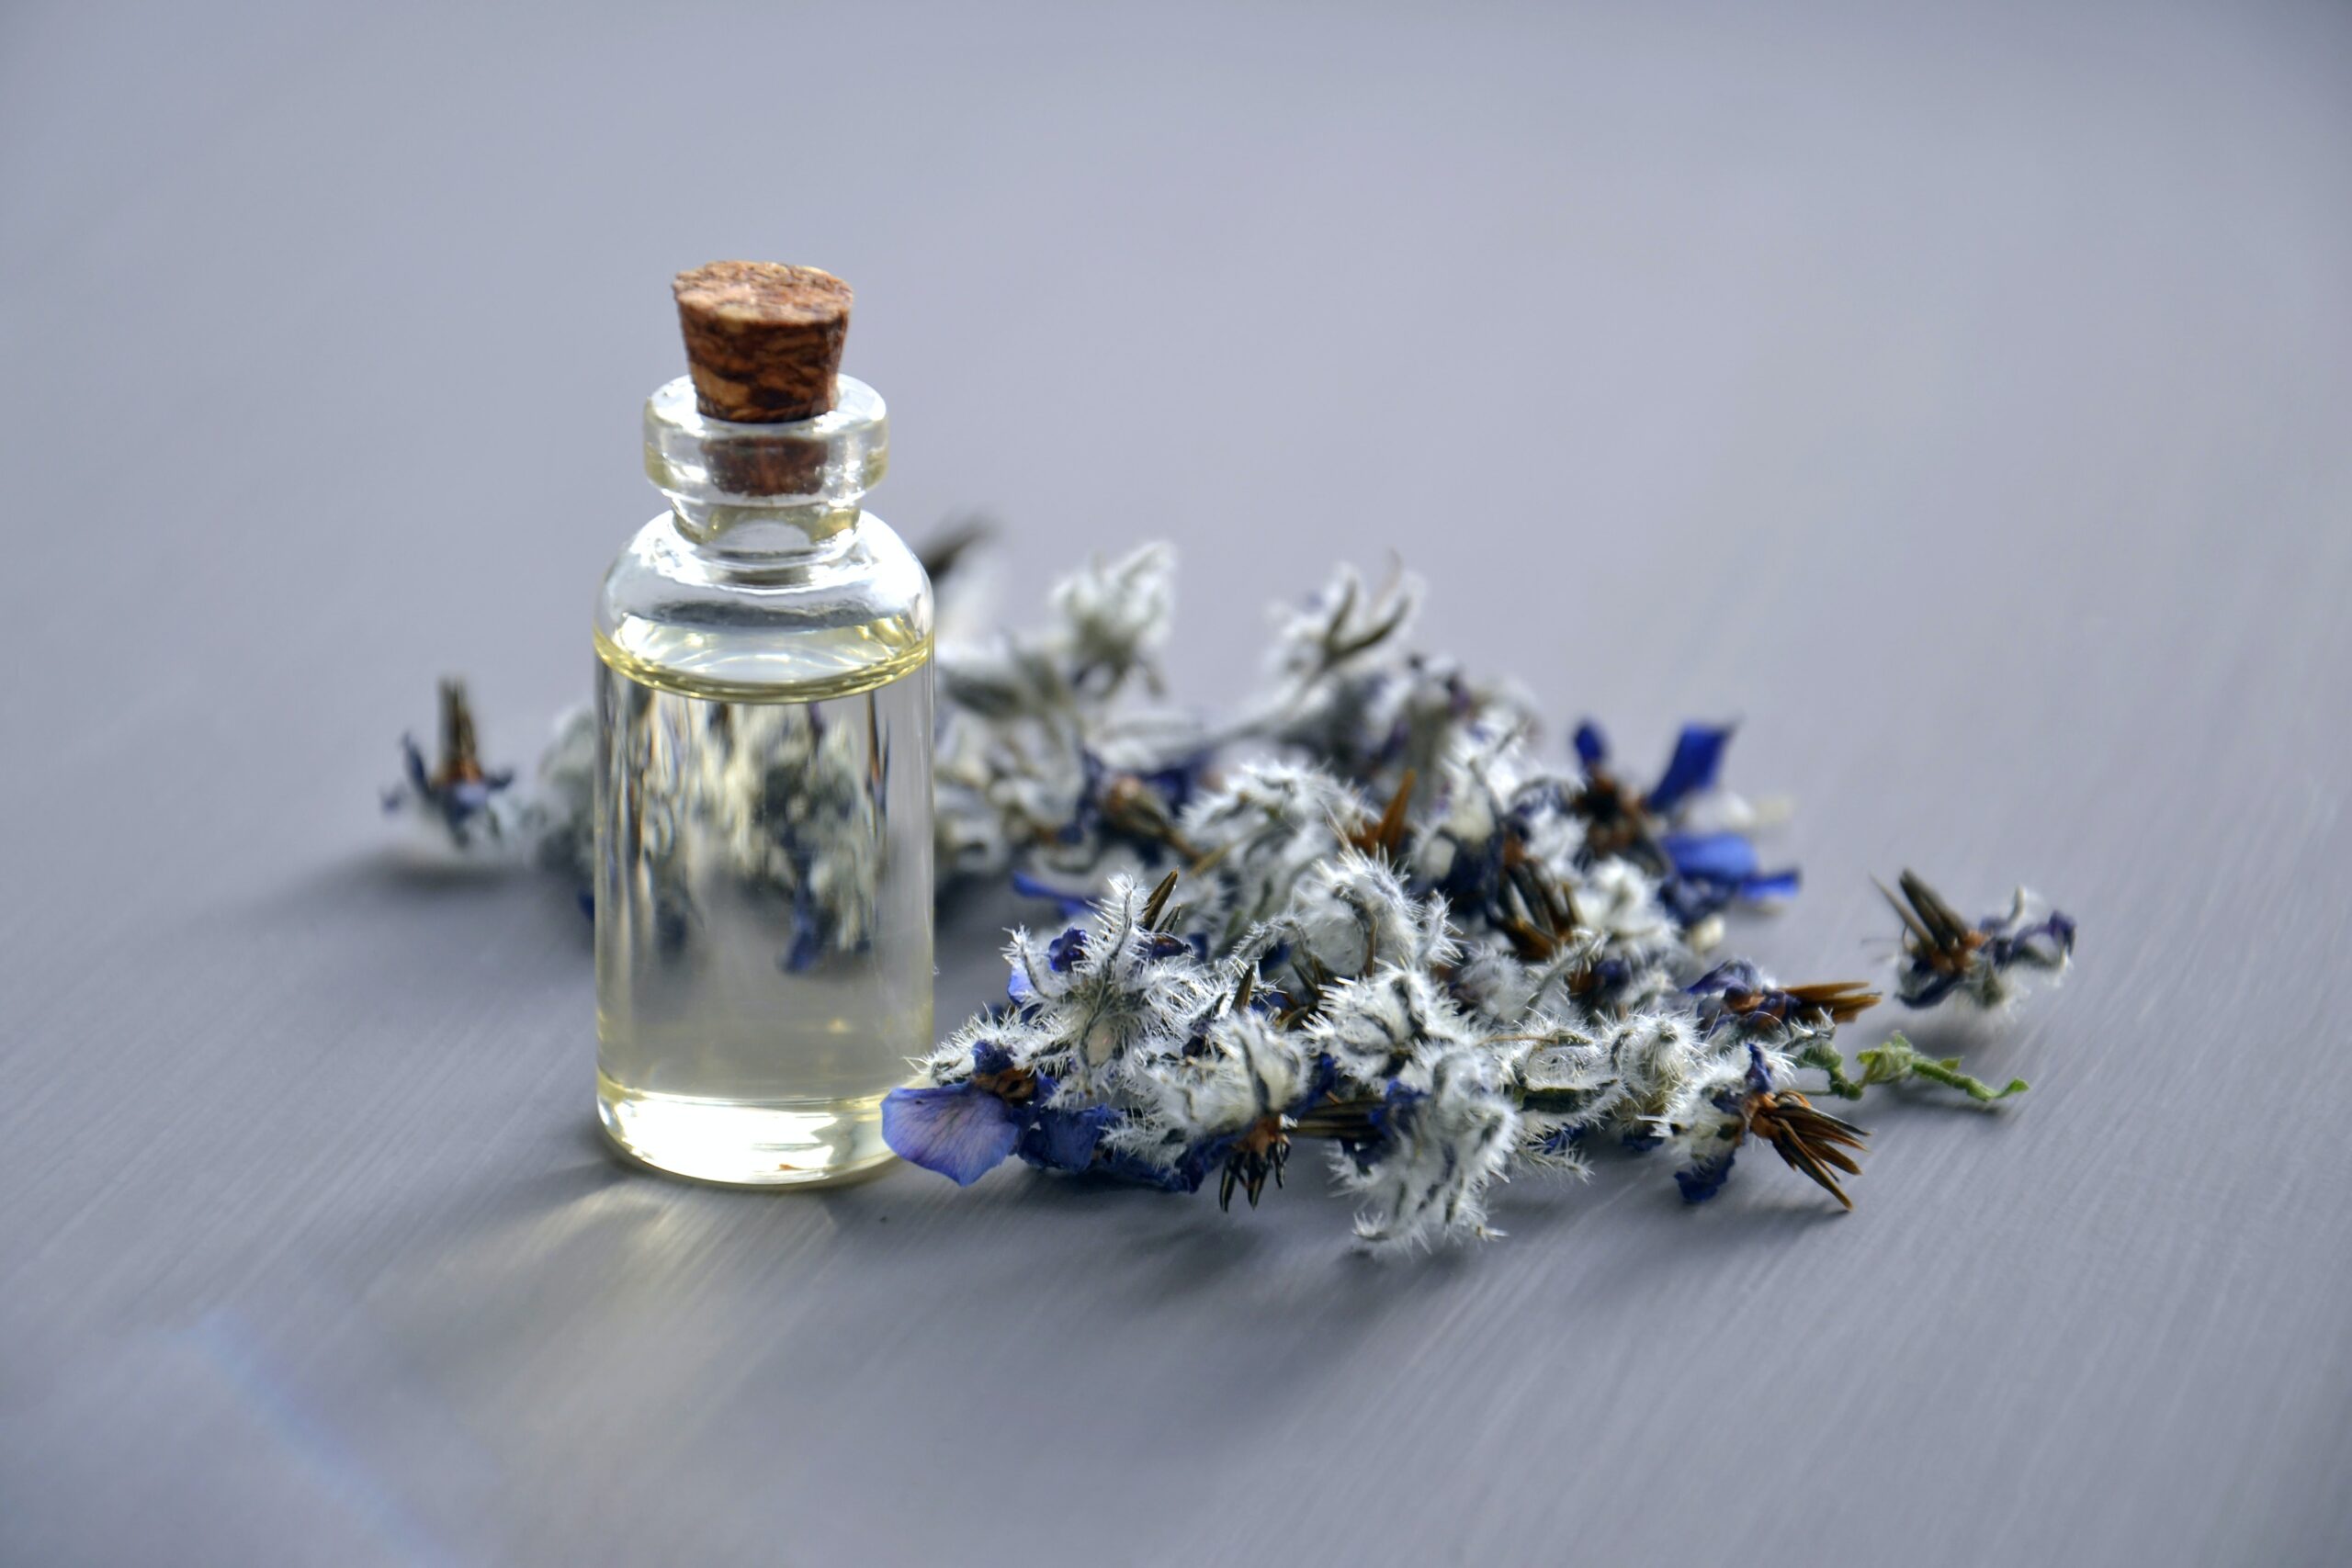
<box><xmin>4</xmin><ymin>2</ymin><xmax>2348</xmax><ymax>1563</ymax></box>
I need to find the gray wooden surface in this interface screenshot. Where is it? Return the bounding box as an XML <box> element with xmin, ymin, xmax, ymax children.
<box><xmin>5</xmin><ymin>3</ymin><xmax>2348</xmax><ymax>1563</ymax></box>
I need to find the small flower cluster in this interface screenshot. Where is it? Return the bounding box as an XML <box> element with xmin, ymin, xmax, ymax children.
<box><xmin>386</xmin><ymin>685</ymin><xmax>888</xmax><ymax>967</ymax></box>
<box><xmin>881</xmin><ymin>547</ymin><xmax>2076</xmax><ymax>1248</ymax></box>
<box><xmin>381</xmin><ymin>680</ymin><xmax>521</xmax><ymax>850</ymax></box>
<box><xmin>385</xmin><ymin>539</ymin><xmax>2076</xmax><ymax>1251</ymax></box>
<box><xmin>931</xmin><ymin>551</ymin><xmax>1542</xmax><ymax>915</ymax></box>
<box><xmin>933</xmin><ymin>544</ymin><xmax>1207</xmax><ymax>897</ymax></box>
<box><xmin>1880</xmin><ymin>870</ymin><xmax>2076</xmax><ymax>1010</ymax></box>
<box><xmin>883</xmin><ymin>729</ymin><xmax>2020</xmax><ymax>1250</ymax></box>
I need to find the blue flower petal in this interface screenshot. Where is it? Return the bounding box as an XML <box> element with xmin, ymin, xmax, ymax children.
<box><xmin>1572</xmin><ymin>720</ymin><xmax>1609</xmax><ymax>768</ymax></box>
<box><xmin>1428</xmin><ymin>831</ymin><xmax>1506</xmax><ymax>909</ymax></box>
<box><xmin>1675</xmin><ymin>1148</ymin><xmax>1738</xmax><ymax>1203</ymax></box>
<box><xmin>1290</xmin><ymin>1052</ymin><xmax>1339</xmax><ymax>1117</ymax></box>
<box><xmin>1661</xmin><ymin>830</ymin><xmax>1758</xmax><ymax>882</ymax></box>
<box><xmin>1657</xmin><ymin>877</ymin><xmax>1729</xmax><ymax>927</ymax></box>
<box><xmin>401</xmin><ymin>736</ymin><xmax>431</xmax><ymax>795</ymax></box>
<box><xmin>1897</xmin><ymin>966</ymin><xmax>1965</xmax><ymax>1009</ymax></box>
<box><xmin>1139</xmin><ymin>756</ymin><xmax>1209</xmax><ymax>815</ymax></box>
<box><xmin>1987</xmin><ymin>909</ymin><xmax>2075</xmax><ymax>970</ymax></box>
<box><xmin>1017</xmin><ymin>1103</ymin><xmax>1116</xmax><ymax>1172</ymax></box>
<box><xmin>881</xmin><ymin>1083</ymin><xmax>1023</xmax><ymax>1185</ymax></box>
<box><xmin>2043</xmin><ymin>912</ymin><xmax>2078</xmax><ymax>953</ymax></box>
<box><xmin>1535</xmin><ymin>1123</ymin><xmax>1589</xmax><ymax>1158</ymax></box>
<box><xmin>781</xmin><ymin>888</ymin><xmax>825</xmax><ymax>972</ymax></box>
<box><xmin>1686</xmin><ymin>960</ymin><xmax>1764</xmax><ymax>997</ymax></box>
<box><xmin>1736</xmin><ymin>868</ymin><xmax>1801</xmax><ymax>902</ymax></box>
<box><xmin>1647</xmin><ymin>723</ymin><xmax>1734</xmax><ymax>815</ymax></box>
<box><xmin>1011</xmin><ymin>870</ymin><xmax>1094</xmax><ymax>919</ymax></box>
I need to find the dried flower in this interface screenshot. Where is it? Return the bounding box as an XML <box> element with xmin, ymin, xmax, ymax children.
<box><xmin>931</xmin><ymin>543</ymin><xmax>1211</xmax><ymax>900</ymax></box>
<box><xmin>393</xmin><ymin>533</ymin><xmax>2075</xmax><ymax>1254</ymax></box>
<box><xmin>1570</xmin><ymin>720</ymin><xmax>1798</xmax><ymax>920</ymax></box>
<box><xmin>1881</xmin><ymin>870</ymin><xmax>2076</xmax><ymax>1010</ymax></box>
<box><xmin>1687</xmin><ymin>962</ymin><xmax>1881</xmax><ymax>1035</ymax></box>
<box><xmin>881</xmin><ymin>1035</ymin><xmax>1118</xmax><ymax>1186</ymax></box>
<box><xmin>1247</xmin><ymin>564</ymin><xmax>1535</xmax><ymax>796</ymax></box>
<box><xmin>1279</xmin><ymin>847</ymin><xmax>1453</xmax><ymax>982</ymax></box>
<box><xmin>1116</xmin><ymin>1008</ymin><xmax>1327</xmax><ymax>1208</ymax></box>
<box><xmin>1053</xmin><ymin>543</ymin><xmax>1175</xmax><ymax>697</ymax></box>
<box><xmin>1332</xmin><ymin>1044</ymin><xmax>1521</xmax><ymax>1251</ymax></box>
<box><xmin>382</xmin><ymin>680</ymin><xmax>519</xmax><ymax>850</ymax></box>
<box><xmin>1674</xmin><ymin>1045</ymin><xmax>1869</xmax><ymax>1209</ymax></box>
<box><xmin>886</xmin><ymin>549</ymin><xmax>2067</xmax><ymax>1241</ymax></box>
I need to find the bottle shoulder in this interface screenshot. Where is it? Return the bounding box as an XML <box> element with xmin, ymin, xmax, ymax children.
<box><xmin>595</xmin><ymin>512</ymin><xmax>933</xmax><ymax>703</ymax></box>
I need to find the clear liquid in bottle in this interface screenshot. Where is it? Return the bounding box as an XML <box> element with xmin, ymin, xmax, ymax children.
<box><xmin>594</xmin><ymin>641</ymin><xmax>933</xmax><ymax>1185</ymax></box>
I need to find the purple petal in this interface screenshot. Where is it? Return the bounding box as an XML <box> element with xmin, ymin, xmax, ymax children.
<box><xmin>1017</xmin><ymin>1104</ymin><xmax>1116</xmax><ymax>1172</ymax></box>
<box><xmin>1989</xmin><ymin>909</ymin><xmax>2076</xmax><ymax>969</ymax></box>
<box><xmin>1675</xmin><ymin>1148</ymin><xmax>1739</xmax><ymax>1203</ymax></box>
<box><xmin>1647</xmin><ymin>723</ymin><xmax>1734</xmax><ymax>814</ymax></box>
<box><xmin>1011</xmin><ymin>870</ymin><xmax>1094</xmax><ymax>919</ymax></box>
<box><xmin>1686</xmin><ymin>960</ymin><xmax>1764</xmax><ymax>997</ymax></box>
<box><xmin>1897</xmin><ymin>965</ymin><xmax>1966</xmax><ymax>1009</ymax></box>
<box><xmin>400</xmin><ymin>736</ymin><xmax>431</xmax><ymax>794</ymax></box>
<box><xmin>1046</xmin><ymin>927</ymin><xmax>1089</xmax><ymax>973</ymax></box>
<box><xmin>881</xmin><ymin>1084</ymin><xmax>1022</xmax><ymax>1185</ymax></box>
<box><xmin>1662</xmin><ymin>830</ymin><xmax>1758</xmax><ymax>882</ymax></box>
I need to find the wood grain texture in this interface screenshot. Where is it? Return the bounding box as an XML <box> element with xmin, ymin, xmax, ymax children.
<box><xmin>3</xmin><ymin>3</ymin><xmax>2348</xmax><ymax>1564</ymax></box>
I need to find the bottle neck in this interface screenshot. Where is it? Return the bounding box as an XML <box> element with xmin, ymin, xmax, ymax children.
<box><xmin>670</xmin><ymin>499</ymin><xmax>864</xmax><ymax>566</ymax></box>
<box><xmin>642</xmin><ymin>374</ymin><xmax>888</xmax><ymax>566</ymax></box>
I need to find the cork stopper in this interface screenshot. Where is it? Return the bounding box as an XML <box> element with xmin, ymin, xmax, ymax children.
<box><xmin>673</xmin><ymin>261</ymin><xmax>852</xmax><ymax>423</ymax></box>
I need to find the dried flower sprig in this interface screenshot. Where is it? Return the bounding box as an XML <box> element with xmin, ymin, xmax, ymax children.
<box><xmin>1881</xmin><ymin>870</ymin><xmax>2076</xmax><ymax>1010</ymax></box>
<box><xmin>381</xmin><ymin>680</ymin><xmax>520</xmax><ymax>850</ymax></box>
<box><xmin>883</xmin><ymin>728</ymin><xmax>1902</xmax><ymax>1252</ymax></box>
<box><xmin>1672</xmin><ymin>1044</ymin><xmax>1869</xmax><ymax>1209</ymax></box>
<box><xmin>1570</xmin><ymin>721</ymin><xmax>1799</xmax><ymax>924</ymax></box>
<box><xmin>876</xmin><ymin>545</ymin><xmax>2081</xmax><ymax>1249</ymax></box>
<box><xmin>382</xmin><ymin>536</ymin><xmax>2076</xmax><ymax>1252</ymax></box>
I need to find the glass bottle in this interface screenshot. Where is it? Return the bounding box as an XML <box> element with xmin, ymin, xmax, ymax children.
<box><xmin>594</xmin><ymin>333</ymin><xmax>933</xmax><ymax>1186</ymax></box>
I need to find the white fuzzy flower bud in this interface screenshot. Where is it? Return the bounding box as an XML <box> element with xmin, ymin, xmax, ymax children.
<box><xmin>1052</xmin><ymin>544</ymin><xmax>1175</xmax><ymax>695</ymax></box>
<box><xmin>1565</xmin><ymin>857</ymin><xmax>1678</xmax><ymax>955</ymax></box>
<box><xmin>1308</xmin><ymin>966</ymin><xmax>1477</xmax><ymax>1089</ymax></box>
<box><xmin>1338</xmin><ymin>1043</ymin><xmax>1521</xmax><ymax>1252</ymax></box>
<box><xmin>1280</xmin><ymin>848</ymin><xmax>1453</xmax><ymax>980</ymax></box>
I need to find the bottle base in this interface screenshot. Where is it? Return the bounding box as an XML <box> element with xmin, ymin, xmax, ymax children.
<box><xmin>595</xmin><ymin>1071</ymin><xmax>899</xmax><ymax>1188</ymax></box>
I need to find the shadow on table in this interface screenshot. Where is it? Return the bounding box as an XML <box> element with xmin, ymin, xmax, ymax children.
<box><xmin>236</xmin><ymin>845</ymin><xmax>594</xmax><ymax>958</ymax></box>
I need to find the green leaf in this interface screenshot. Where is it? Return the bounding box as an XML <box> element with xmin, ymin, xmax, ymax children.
<box><xmin>1856</xmin><ymin>1033</ymin><xmax>2027</xmax><ymax>1104</ymax></box>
